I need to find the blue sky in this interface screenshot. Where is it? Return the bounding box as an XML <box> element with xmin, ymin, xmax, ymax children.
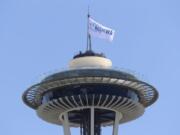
<box><xmin>0</xmin><ymin>0</ymin><xmax>180</xmax><ymax>135</ymax></box>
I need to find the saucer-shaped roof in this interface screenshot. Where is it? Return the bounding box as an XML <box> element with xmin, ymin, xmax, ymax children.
<box><xmin>23</xmin><ymin>68</ymin><xmax>158</xmax><ymax>110</ymax></box>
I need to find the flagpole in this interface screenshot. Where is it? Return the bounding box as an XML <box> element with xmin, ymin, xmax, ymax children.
<box><xmin>87</xmin><ymin>6</ymin><xmax>92</xmax><ymax>51</ymax></box>
<box><xmin>86</xmin><ymin>12</ymin><xmax>89</xmax><ymax>51</ymax></box>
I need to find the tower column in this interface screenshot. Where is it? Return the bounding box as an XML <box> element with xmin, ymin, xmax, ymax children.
<box><xmin>91</xmin><ymin>107</ymin><xmax>95</xmax><ymax>135</ymax></box>
<box><xmin>62</xmin><ymin>113</ymin><xmax>71</xmax><ymax>135</ymax></box>
<box><xmin>113</xmin><ymin>112</ymin><xmax>122</xmax><ymax>135</ymax></box>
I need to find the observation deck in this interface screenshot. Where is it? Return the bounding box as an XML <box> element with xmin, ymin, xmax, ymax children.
<box><xmin>22</xmin><ymin>50</ymin><xmax>158</xmax><ymax>135</ymax></box>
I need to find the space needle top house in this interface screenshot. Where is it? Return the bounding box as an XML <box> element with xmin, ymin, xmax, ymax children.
<box><xmin>22</xmin><ymin>13</ymin><xmax>158</xmax><ymax>135</ymax></box>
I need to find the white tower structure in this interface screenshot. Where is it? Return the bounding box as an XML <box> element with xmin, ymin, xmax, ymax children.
<box><xmin>23</xmin><ymin>50</ymin><xmax>158</xmax><ymax>135</ymax></box>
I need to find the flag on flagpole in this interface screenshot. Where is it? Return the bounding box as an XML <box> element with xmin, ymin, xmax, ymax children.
<box><xmin>88</xmin><ymin>17</ymin><xmax>115</xmax><ymax>42</ymax></box>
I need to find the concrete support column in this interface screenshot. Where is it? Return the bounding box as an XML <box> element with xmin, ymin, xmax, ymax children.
<box><xmin>113</xmin><ymin>112</ymin><xmax>122</xmax><ymax>135</ymax></box>
<box><xmin>91</xmin><ymin>107</ymin><xmax>95</xmax><ymax>135</ymax></box>
<box><xmin>62</xmin><ymin>113</ymin><xmax>71</xmax><ymax>135</ymax></box>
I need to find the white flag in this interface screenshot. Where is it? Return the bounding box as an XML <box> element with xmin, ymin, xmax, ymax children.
<box><xmin>88</xmin><ymin>17</ymin><xmax>115</xmax><ymax>42</ymax></box>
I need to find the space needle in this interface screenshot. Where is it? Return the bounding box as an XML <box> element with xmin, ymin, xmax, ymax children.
<box><xmin>22</xmin><ymin>11</ymin><xmax>158</xmax><ymax>135</ymax></box>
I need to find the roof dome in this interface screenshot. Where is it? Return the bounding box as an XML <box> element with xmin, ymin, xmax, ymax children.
<box><xmin>69</xmin><ymin>50</ymin><xmax>112</xmax><ymax>69</ymax></box>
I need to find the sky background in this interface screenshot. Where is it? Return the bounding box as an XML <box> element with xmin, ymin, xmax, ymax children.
<box><xmin>0</xmin><ymin>0</ymin><xmax>180</xmax><ymax>135</ymax></box>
